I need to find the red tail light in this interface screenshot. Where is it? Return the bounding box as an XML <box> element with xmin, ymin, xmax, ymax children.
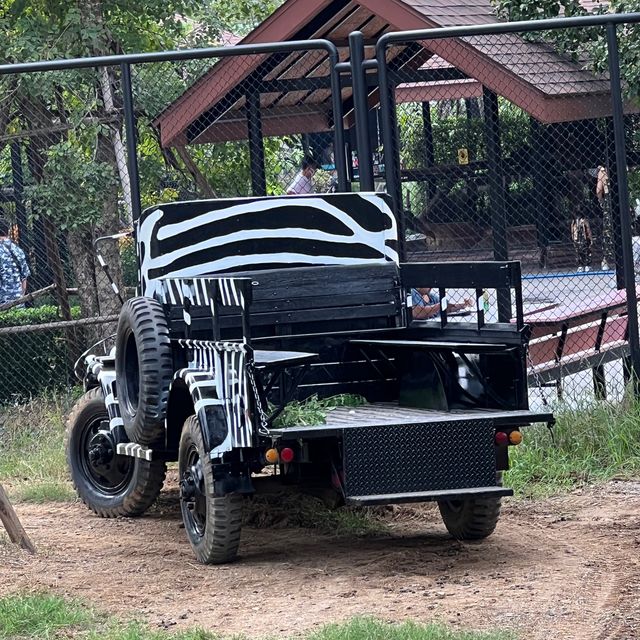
<box><xmin>280</xmin><ymin>447</ymin><xmax>294</xmax><ymax>463</ymax></box>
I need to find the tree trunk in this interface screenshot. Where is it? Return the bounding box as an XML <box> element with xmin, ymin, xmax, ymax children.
<box><xmin>95</xmin><ymin>131</ymin><xmax>125</xmax><ymax>334</ymax></box>
<box><xmin>67</xmin><ymin>227</ymin><xmax>99</xmax><ymax>318</ymax></box>
<box><xmin>0</xmin><ymin>483</ymin><xmax>36</xmax><ymax>554</ymax></box>
<box><xmin>98</xmin><ymin>66</ymin><xmax>132</xmax><ymax>224</ymax></box>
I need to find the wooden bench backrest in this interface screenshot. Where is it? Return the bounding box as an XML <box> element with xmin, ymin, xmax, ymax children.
<box><xmin>167</xmin><ymin>263</ymin><xmax>405</xmax><ymax>339</ymax></box>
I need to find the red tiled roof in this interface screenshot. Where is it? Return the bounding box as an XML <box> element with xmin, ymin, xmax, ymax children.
<box><xmin>156</xmin><ymin>0</ymin><xmax>619</xmax><ymax>147</ymax></box>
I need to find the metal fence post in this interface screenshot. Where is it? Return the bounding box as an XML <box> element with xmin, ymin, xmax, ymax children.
<box><xmin>348</xmin><ymin>31</ymin><xmax>374</xmax><ymax>192</ymax></box>
<box><xmin>607</xmin><ymin>23</ymin><xmax>640</xmax><ymax>390</ymax></box>
<box><xmin>376</xmin><ymin>40</ymin><xmax>405</xmax><ymax>261</ymax></box>
<box><xmin>120</xmin><ymin>62</ymin><xmax>142</xmax><ymax>223</ymax></box>
<box><xmin>483</xmin><ymin>87</ymin><xmax>511</xmax><ymax>322</ymax></box>
<box><xmin>329</xmin><ymin>48</ymin><xmax>349</xmax><ymax>192</ymax></box>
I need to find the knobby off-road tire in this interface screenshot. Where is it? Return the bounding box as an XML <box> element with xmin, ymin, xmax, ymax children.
<box><xmin>438</xmin><ymin>473</ymin><xmax>503</xmax><ymax>540</ymax></box>
<box><xmin>66</xmin><ymin>387</ymin><xmax>167</xmax><ymax>517</ymax></box>
<box><xmin>178</xmin><ymin>415</ymin><xmax>243</xmax><ymax>564</ymax></box>
<box><xmin>115</xmin><ymin>296</ymin><xmax>173</xmax><ymax>446</ymax></box>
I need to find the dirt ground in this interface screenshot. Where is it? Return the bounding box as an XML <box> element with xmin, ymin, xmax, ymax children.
<box><xmin>2</xmin><ymin>478</ymin><xmax>640</xmax><ymax>640</ymax></box>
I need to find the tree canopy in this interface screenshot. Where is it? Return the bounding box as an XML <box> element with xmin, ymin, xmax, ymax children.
<box><xmin>492</xmin><ymin>0</ymin><xmax>640</xmax><ymax>100</ymax></box>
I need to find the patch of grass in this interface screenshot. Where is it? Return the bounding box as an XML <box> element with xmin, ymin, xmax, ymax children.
<box><xmin>506</xmin><ymin>396</ymin><xmax>640</xmax><ymax>497</ymax></box>
<box><xmin>273</xmin><ymin>394</ymin><xmax>366</xmax><ymax>428</ymax></box>
<box><xmin>0</xmin><ymin>592</ymin><xmax>92</xmax><ymax>639</ymax></box>
<box><xmin>244</xmin><ymin>492</ymin><xmax>386</xmax><ymax>536</ymax></box>
<box><xmin>0</xmin><ymin>391</ymin><xmax>79</xmax><ymax>502</ymax></box>
<box><xmin>0</xmin><ymin>595</ymin><xmax>510</xmax><ymax>640</ymax></box>
<box><xmin>14</xmin><ymin>480</ymin><xmax>76</xmax><ymax>503</ymax></box>
<box><xmin>309</xmin><ymin>618</ymin><xmax>513</xmax><ymax>640</ymax></box>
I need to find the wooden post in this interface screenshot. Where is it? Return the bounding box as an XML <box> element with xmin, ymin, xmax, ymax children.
<box><xmin>0</xmin><ymin>483</ymin><xmax>35</xmax><ymax>554</ymax></box>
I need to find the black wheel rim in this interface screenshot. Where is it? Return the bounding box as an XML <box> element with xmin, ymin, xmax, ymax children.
<box><xmin>123</xmin><ymin>329</ymin><xmax>140</xmax><ymax>416</ymax></box>
<box><xmin>182</xmin><ymin>443</ymin><xmax>207</xmax><ymax>540</ymax></box>
<box><xmin>79</xmin><ymin>414</ymin><xmax>134</xmax><ymax>495</ymax></box>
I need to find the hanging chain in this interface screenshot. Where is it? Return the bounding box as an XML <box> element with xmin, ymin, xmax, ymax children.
<box><xmin>246</xmin><ymin>361</ymin><xmax>270</xmax><ymax>436</ymax></box>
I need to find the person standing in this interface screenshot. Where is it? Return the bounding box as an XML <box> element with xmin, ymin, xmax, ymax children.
<box><xmin>597</xmin><ymin>165</ymin><xmax>614</xmax><ymax>270</ymax></box>
<box><xmin>286</xmin><ymin>156</ymin><xmax>319</xmax><ymax>195</ymax></box>
<box><xmin>0</xmin><ymin>216</ymin><xmax>30</xmax><ymax>305</ymax></box>
<box><xmin>570</xmin><ymin>209</ymin><xmax>593</xmax><ymax>272</ymax></box>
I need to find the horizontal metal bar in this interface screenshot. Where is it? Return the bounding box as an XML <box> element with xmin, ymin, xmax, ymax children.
<box><xmin>528</xmin><ymin>343</ymin><xmax>630</xmax><ymax>384</ymax></box>
<box><xmin>0</xmin><ymin>39</ymin><xmax>339</xmax><ymax>75</ymax></box>
<box><xmin>377</xmin><ymin>12</ymin><xmax>640</xmax><ymax>53</ymax></box>
<box><xmin>0</xmin><ymin>314</ymin><xmax>119</xmax><ymax>336</ymax></box>
<box><xmin>347</xmin><ymin>486</ymin><xmax>513</xmax><ymax>506</ymax></box>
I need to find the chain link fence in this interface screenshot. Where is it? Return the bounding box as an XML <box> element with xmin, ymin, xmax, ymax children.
<box><xmin>0</xmin><ymin>42</ymin><xmax>344</xmax><ymax>403</ymax></box>
<box><xmin>0</xmin><ymin>15</ymin><xmax>638</xmax><ymax>409</ymax></box>
<box><xmin>375</xmin><ymin>19</ymin><xmax>640</xmax><ymax>410</ymax></box>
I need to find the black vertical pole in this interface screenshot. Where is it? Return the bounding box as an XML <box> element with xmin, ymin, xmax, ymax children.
<box><xmin>329</xmin><ymin>48</ymin><xmax>348</xmax><ymax>192</ymax></box>
<box><xmin>10</xmin><ymin>142</ymin><xmax>29</xmax><ymax>252</ymax></box>
<box><xmin>605</xmin><ymin>118</ymin><xmax>625</xmax><ymax>288</ymax></box>
<box><xmin>483</xmin><ymin>87</ymin><xmax>511</xmax><ymax>321</ymax></box>
<box><xmin>607</xmin><ymin>23</ymin><xmax>640</xmax><ymax>388</ymax></box>
<box><xmin>376</xmin><ymin>41</ymin><xmax>404</xmax><ymax>260</ymax></box>
<box><xmin>421</xmin><ymin>101</ymin><xmax>437</xmax><ymax>204</ymax></box>
<box><xmin>246</xmin><ymin>90</ymin><xmax>267</xmax><ymax>196</ymax></box>
<box><xmin>120</xmin><ymin>63</ymin><xmax>142</xmax><ymax>223</ymax></box>
<box><xmin>530</xmin><ymin>119</ymin><xmax>552</xmax><ymax>268</ymax></box>
<box><xmin>348</xmin><ymin>31</ymin><xmax>374</xmax><ymax>192</ymax></box>
<box><xmin>421</xmin><ymin>102</ymin><xmax>435</xmax><ymax>167</ymax></box>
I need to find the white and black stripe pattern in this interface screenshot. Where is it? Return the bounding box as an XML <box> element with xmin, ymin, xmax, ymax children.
<box><xmin>158</xmin><ymin>277</ymin><xmax>246</xmax><ymax>312</ymax></box>
<box><xmin>86</xmin><ymin>354</ymin><xmax>123</xmax><ymax>433</ymax></box>
<box><xmin>97</xmin><ymin>253</ymin><xmax>123</xmax><ymax>302</ymax></box>
<box><xmin>174</xmin><ymin>339</ymin><xmax>252</xmax><ymax>456</ymax></box>
<box><xmin>116</xmin><ymin>442</ymin><xmax>153</xmax><ymax>461</ymax></box>
<box><xmin>137</xmin><ymin>193</ymin><xmax>398</xmax><ymax>298</ymax></box>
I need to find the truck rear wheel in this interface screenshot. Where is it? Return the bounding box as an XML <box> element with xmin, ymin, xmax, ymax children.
<box><xmin>438</xmin><ymin>474</ymin><xmax>503</xmax><ymax>540</ymax></box>
<box><xmin>178</xmin><ymin>415</ymin><xmax>243</xmax><ymax>564</ymax></box>
<box><xmin>66</xmin><ymin>387</ymin><xmax>167</xmax><ymax>517</ymax></box>
<box><xmin>115</xmin><ymin>296</ymin><xmax>173</xmax><ymax>446</ymax></box>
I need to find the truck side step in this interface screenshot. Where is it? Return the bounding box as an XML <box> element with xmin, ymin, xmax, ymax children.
<box><xmin>116</xmin><ymin>442</ymin><xmax>153</xmax><ymax>461</ymax></box>
<box><xmin>347</xmin><ymin>486</ymin><xmax>513</xmax><ymax>506</ymax></box>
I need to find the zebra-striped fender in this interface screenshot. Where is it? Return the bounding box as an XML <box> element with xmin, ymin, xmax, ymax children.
<box><xmin>86</xmin><ymin>354</ymin><xmax>123</xmax><ymax>433</ymax></box>
<box><xmin>137</xmin><ymin>193</ymin><xmax>398</xmax><ymax>298</ymax></box>
<box><xmin>173</xmin><ymin>340</ymin><xmax>252</xmax><ymax>458</ymax></box>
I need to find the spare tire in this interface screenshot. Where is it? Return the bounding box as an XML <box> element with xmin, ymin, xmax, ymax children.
<box><xmin>115</xmin><ymin>296</ymin><xmax>173</xmax><ymax>445</ymax></box>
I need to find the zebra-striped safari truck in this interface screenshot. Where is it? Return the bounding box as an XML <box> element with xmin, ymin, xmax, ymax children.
<box><xmin>66</xmin><ymin>192</ymin><xmax>552</xmax><ymax>564</ymax></box>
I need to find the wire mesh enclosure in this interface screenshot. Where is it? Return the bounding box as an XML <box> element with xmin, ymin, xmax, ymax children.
<box><xmin>0</xmin><ymin>9</ymin><xmax>639</xmax><ymax>409</ymax></box>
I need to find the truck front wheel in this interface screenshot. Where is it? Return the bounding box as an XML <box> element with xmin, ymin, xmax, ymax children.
<box><xmin>178</xmin><ymin>415</ymin><xmax>243</xmax><ymax>564</ymax></box>
<box><xmin>66</xmin><ymin>388</ymin><xmax>166</xmax><ymax>517</ymax></box>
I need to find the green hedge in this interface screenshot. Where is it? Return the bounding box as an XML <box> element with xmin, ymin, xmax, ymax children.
<box><xmin>0</xmin><ymin>305</ymin><xmax>82</xmax><ymax>404</ymax></box>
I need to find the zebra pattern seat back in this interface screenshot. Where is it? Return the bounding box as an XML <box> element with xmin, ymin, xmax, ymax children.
<box><xmin>137</xmin><ymin>193</ymin><xmax>398</xmax><ymax>298</ymax></box>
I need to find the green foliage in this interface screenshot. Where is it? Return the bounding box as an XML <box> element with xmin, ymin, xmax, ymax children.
<box><xmin>492</xmin><ymin>0</ymin><xmax>640</xmax><ymax>101</ymax></box>
<box><xmin>0</xmin><ymin>391</ymin><xmax>76</xmax><ymax>502</ymax></box>
<box><xmin>506</xmin><ymin>396</ymin><xmax>640</xmax><ymax>497</ymax></box>
<box><xmin>26</xmin><ymin>139</ymin><xmax>118</xmax><ymax>230</ymax></box>
<box><xmin>0</xmin><ymin>305</ymin><xmax>81</xmax><ymax>403</ymax></box>
<box><xmin>119</xmin><ymin>235</ymin><xmax>138</xmax><ymax>288</ymax></box>
<box><xmin>0</xmin><ymin>594</ymin><xmax>510</xmax><ymax>640</ymax></box>
<box><xmin>273</xmin><ymin>394</ymin><xmax>366</xmax><ymax>428</ymax></box>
